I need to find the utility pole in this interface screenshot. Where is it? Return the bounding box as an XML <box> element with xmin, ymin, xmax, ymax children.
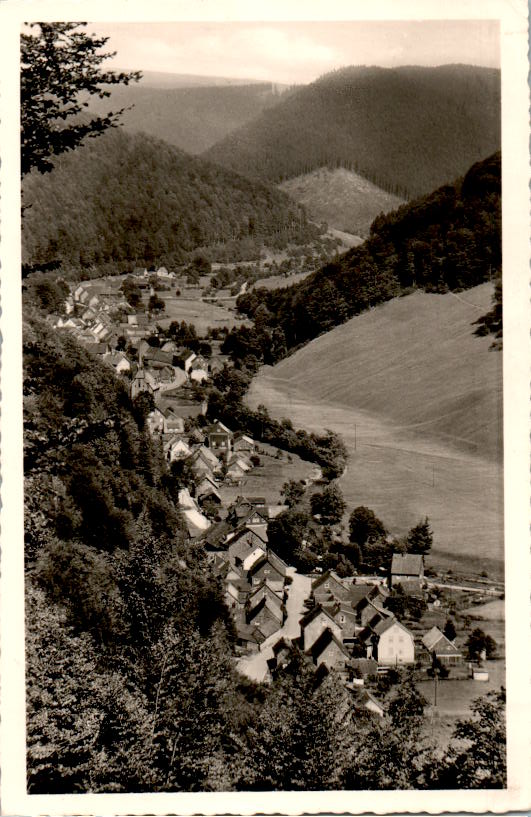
<box><xmin>354</xmin><ymin>424</ymin><xmax>357</xmax><ymax>451</ymax></box>
<box><xmin>432</xmin><ymin>465</ymin><xmax>435</xmax><ymax>488</ymax></box>
<box><xmin>434</xmin><ymin>667</ymin><xmax>439</xmax><ymax>707</ymax></box>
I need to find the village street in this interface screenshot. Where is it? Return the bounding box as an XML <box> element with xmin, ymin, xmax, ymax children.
<box><xmin>236</xmin><ymin>569</ymin><xmax>312</xmax><ymax>682</ymax></box>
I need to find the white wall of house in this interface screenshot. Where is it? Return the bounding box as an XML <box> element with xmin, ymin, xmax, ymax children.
<box><xmin>377</xmin><ymin>623</ymin><xmax>415</xmax><ymax>665</ymax></box>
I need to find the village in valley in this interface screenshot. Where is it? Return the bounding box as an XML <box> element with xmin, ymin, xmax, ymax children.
<box><xmin>16</xmin><ymin>17</ymin><xmax>514</xmax><ymax>796</ymax></box>
<box><xmin>45</xmin><ymin>264</ymin><xmax>504</xmax><ymax>727</ymax></box>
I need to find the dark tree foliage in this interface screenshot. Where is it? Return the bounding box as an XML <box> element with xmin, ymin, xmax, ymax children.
<box><xmin>310</xmin><ymin>483</ymin><xmax>346</xmax><ymax>524</ymax></box>
<box><xmin>349</xmin><ymin>506</ymin><xmax>386</xmax><ymax>547</ymax></box>
<box><xmin>21</xmin><ymin>23</ymin><xmax>141</xmax><ymax>176</ymax></box>
<box><xmin>431</xmin><ymin>690</ymin><xmax>506</xmax><ymax>789</ymax></box>
<box><xmin>406</xmin><ymin>517</ymin><xmax>433</xmax><ymax>555</ymax></box>
<box><xmin>21</xmin><ymin>130</ymin><xmax>319</xmax><ymax>274</ymax></box>
<box><xmin>443</xmin><ymin>618</ymin><xmax>457</xmax><ymax>642</ymax></box>
<box><xmin>205</xmin><ymin>65</ymin><xmax>500</xmax><ymax>201</ymax></box>
<box><xmin>465</xmin><ymin>628</ymin><xmax>497</xmax><ymax>661</ymax></box>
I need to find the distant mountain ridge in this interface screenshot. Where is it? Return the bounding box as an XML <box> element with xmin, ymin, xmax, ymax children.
<box><xmin>21</xmin><ymin>130</ymin><xmax>318</xmax><ymax>274</ymax></box>
<box><xmin>85</xmin><ymin>81</ymin><xmax>294</xmax><ymax>154</ymax></box>
<box><xmin>204</xmin><ymin>64</ymin><xmax>501</xmax><ymax>200</ymax></box>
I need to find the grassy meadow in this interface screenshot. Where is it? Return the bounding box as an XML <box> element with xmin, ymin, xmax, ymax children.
<box><xmin>246</xmin><ymin>284</ymin><xmax>503</xmax><ymax>578</ymax></box>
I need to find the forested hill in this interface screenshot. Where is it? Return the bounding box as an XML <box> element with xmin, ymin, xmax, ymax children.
<box><xmin>233</xmin><ymin>152</ymin><xmax>501</xmax><ymax>353</ymax></box>
<box><xmin>204</xmin><ymin>64</ymin><xmax>500</xmax><ymax>199</ymax></box>
<box><xmin>85</xmin><ymin>82</ymin><xmax>290</xmax><ymax>155</ymax></box>
<box><xmin>21</xmin><ymin>130</ymin><xmax>318</xmax><ymax>275</ymax></box>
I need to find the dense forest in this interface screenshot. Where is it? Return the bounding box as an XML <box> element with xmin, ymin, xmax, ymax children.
<box><xmin>232</xmin><ymin>152</ymin><xmax>502</xmax><ymax>355</ymax></box>
<box><xmin>204</xmin><ymin>64</ymin><xmax>500</xmax><ymax>200</ymax></box>
<box><xmin>21</xmin><ymin>130</ymin><xmax>319</xmax><ymax>276</ymax></box>
<box><xmin>85</xmin><ymin>81</ymin><xmax>290</xmax><ymax>155</ymax></box>
<box><xmin>24</xmin><ymin>315</ymin><xmax>505</xmax><ymax>793</ymax></box>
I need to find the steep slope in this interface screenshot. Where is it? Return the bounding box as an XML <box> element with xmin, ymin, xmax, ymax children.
<box><xmin>279</xmin><ymin>167</ymin><xmax>405</xmax><ymax>236</ymax></box>
<box><xmin>247</xmin><ymin>283</ymin><xmax>503</xmax><ymax>573</ymax></box>
<box><xmin>21</xmin><ymin>129</ymin><xmax>318</xmax><ymax>274</ymax></box>
<box><xmin>85</xmin><ymin>82</ymin><xmax>288</xmax><ymax>154</ymax></box>
<box><xmin>204</xmin><ymin>64</ymin><xmax>500</xmax><ymax>200</ymax></box>
<box><xmin>253</xmin><ymin>283</ymin><xmax>502</xmax><ymax>461</ymax></box>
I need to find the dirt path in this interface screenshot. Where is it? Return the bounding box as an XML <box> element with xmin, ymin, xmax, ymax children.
<box><xmin>246</xmin><ymin>377</ymin><xmax>504</xmax><ymax>578</ymax></box>
<box><xmin>236</xmin><ymin>569</ymin><xmax>312</xmax><ymax>682</ymax></box>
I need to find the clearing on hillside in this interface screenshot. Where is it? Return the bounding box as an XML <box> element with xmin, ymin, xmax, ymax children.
<box><xmin>246</xmin><ymin>283</ymin><xmax>503</xmax><ymax>576</ymax></box>
<box><xmin>279</xmin><ymin>167</ymin><xmax>405</xmax><ymax>236</ymax></box>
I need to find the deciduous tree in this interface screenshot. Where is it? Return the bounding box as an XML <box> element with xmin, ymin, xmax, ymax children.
<box><xmin>21</xmin><ymin>23</ymin><xmax>141</xmax><ymax>176</ymax></box>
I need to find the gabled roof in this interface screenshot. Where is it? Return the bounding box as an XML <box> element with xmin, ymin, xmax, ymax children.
<box><xmin>204</xmin><ymin>519</ymin><xmax>232</xmax><ymax>548</ymax></box>
<box><xmin>373</xmin><ymin>617</ymin><xmax>412</xmax><ymax>638</ymax></box>
<box><xmin>391</xmin><ymin>553</ymin><xmax>424</xmax><ymax>576</ymax></box>
<box><xmin>422</xmin><ymin>626</ymin><xmax>461</xmax><ymax>655</ymax></box>
<box><xmin>206</xmin><ymin>420</ymin><xmax>233</xmax><ymax>435</ymax></box>
<box><xmin>300</xmin><ymin>604</ymin><xmax>338</xmax><ymax>630</ymax></box>
<box><xmin>306</xmin><ymin>627</ymin><xmax>351</xmax><ymax>662</ymax></box>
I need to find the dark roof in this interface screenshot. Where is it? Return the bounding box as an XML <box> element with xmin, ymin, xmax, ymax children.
<box><xmin>300</xmin><ymin>604</ymin><xmax>337</xmax><ymax>629</ymax></box>
<box><xmin>391</xmin><ymin>553</ymin><xmax>424</xmax><ymax>576</ymax></box>
<box><xmin>204</xmin><ymin>520</ymin><xmax>232</xmax><ymax>547</ymax></box>
<box><xmin>306</xmin><ymin>627</ymin><xmax>350</xmax><ymax>662</ymax></box>
<box><xmin>236</xmin><ymin>624</ymin><xmax>266</xmax><ymax>644</ymax></box>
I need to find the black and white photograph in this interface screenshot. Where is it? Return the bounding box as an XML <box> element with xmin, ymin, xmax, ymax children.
<box><xmin>0</xmin><ymin>0</ymin><xmax>529</xmax><ymax>814</ymax></box>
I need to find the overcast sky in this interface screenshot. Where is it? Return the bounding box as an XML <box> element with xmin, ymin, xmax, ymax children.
<box><xmin>91</xmin><ymin>20</ymin><xmax>500</xmax><ymax>84</ymax></box>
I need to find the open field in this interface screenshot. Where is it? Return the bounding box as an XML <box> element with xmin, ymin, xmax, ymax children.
<box><xmin>250</xmin><ymin>269</ymin><xmax>315</xmax><ymax>291</ymax></box>
<box><xmin>153</xmin><ymin>295</ymin><xmax>250</xmax><ymax>334</ymax></box>
<box><xmin>279</xmin><ymin>166</ymin><xmax>405</xmax><ymax>236</ymax></box>
<box><xmin>246</xmin><ymin>284</ymin><xmax>503</xmax><ymax>578</ymax></box>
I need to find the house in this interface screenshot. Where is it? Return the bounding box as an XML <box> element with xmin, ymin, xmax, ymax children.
<box><xmin>349</xmin><ymin>658</ymin><xmax>379</xmax><ymax>679</ymax></box>
<box><xmin>247</xmin><ymin>550</ymin><xmax>288</xmax><ymax>593</ymax></box>
<box><xmin>104</xmin><ymin>351</ymin><xmax>131</xmax><ymax>374</ymax></box>
<box><xmin>226</xmin><ymin>575</ymin><xmax>253</xmax><ymax>609</ymax></box>
<box><xmin>228</xmin><ymin>527</ymin><xmax>267</xmax><ymax>568</ymax></box>
<box><xmin>233</xmin><ymin>433</ymin><xmax>256</xmax><ymax>454</ymax></box>
<box><xmin>175</xmin><ymin>348</ymin><xmax>197</xmax><ymax>373</ymax></box>
<box><xmin>130</xmin><ymin>369</ymin><xmax>157</xmax><ymax>399</ymax></box>
<box><xmin>188</xmin><ymin>446</ymin><xmax>221</xmax><ymax>478</ymax></box>
<box><xmin>196</xmin><ymin>475</ymin><xmax>222</xmax><ymax>506</ymax></box>
<box><xmin>422</xmin><ymin>627</ymin><xmax>462</xmax><ymax>666</ymax></box>
<box><xmin>164</xmin><ymin>436</ymin><xmax>192</xmax><ymax>462</ymax></box>
<box><xmin>157</xmin><ymin>397</ymin><xmax>207</xmax><ymax>420</ymax></box>
<box><xmin>359</xmin><ymin>617</ymin><xmax>415</xmax><ymax>665</ymax></box>
<box><xmin>226</xmin><ymin>460</ymin><xmax>246</xmax><ymax>484</ymax></box>
<box><xmin>312</xmin><ymin>570</ymin><xmax>353</xmax><ymax>606</ymax></box>
<box><xmin>161</xmin><ymin>405</ymin><xmax>186</xmax><ymax>434</ymax></box>
<box><xmin>227</xmin><ymin>497</ymin><xmax>268</xmax><ymax>527</ymax></box>
<box><xmin>330</xmin><ymin>601</ymin><xmax>358</xmax><ymax>641</ymax></box>
<box><xmin>206</xmin><ymin>420</ymin><xmax>233</xmax><ymax>457</ymax></box>
<box><xmin>357</xmin><ymin>690</ymin><xmax>385</xmax><ymax>718</ymax></box>
<box><xmin>228</xmin><ymin>453</ymin><xmax>252</xmax><ymax>473</ymax></box>
<box><xmin>146</xmin><ymin>407</ymin><xmax>166</xmax><ymax>435</ymax></box>
<box><xmin>144</xmin><ymin>349</ymin><xmax>175</xmax><ymax>369</ymax></box>
<box><xmin>246</xmin><ymin>585</ymin><xmax>284</xmax><ymax>638</ymax></box>
<box><xmin>234</xmin><ymin>623</ymin><xmax>266</xmax><ymax>654</ymax></box>
<box><xmin>190</xmin><ymin>355</ymin><xmax>209</xmax><ymax>383</ymax></box>
<box><xmin>267</xmin><ymin>638</ymin><xmax>293</xmax><ymax>673</ymax></box>
<box><xmin>390</xmin><ymin>553</ymin><xmax>424</xmax><ymax>593</ymax></box>
<box><xmin>299</xmin><ymin>605</ymin><xmax>343</xmax><ymax>652</ymax></box>
<box><xmin>203</xmin><ymin>519</ymin><xmax>233</xmax><ymax>551</ymax></box>
<box><xmin>306</xmin><ymin>627</ymin><xmax>351</xmax><ymax>673</ymax></box>
<box><xmin>127</xmin><ymin>314</ymin><xmax>149</xmax><ymax>327</ymax></box>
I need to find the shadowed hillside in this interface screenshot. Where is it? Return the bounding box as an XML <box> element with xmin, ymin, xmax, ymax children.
<box><xmin>204</xmin><ymin>64</ymin><xmax>500</xmax><ymax>200</ymax></box>
<box><xmin>86</xmin><ymin>81</ymin><xmax>289</xmax><ymax>154</ymax></box>
<box><xmin>21</xmin><ymin>129</ymin><xmax>318</xmax><ymax>274</ymax></box>
<box><xmin>279</xmin><ymin>167</ymin><xmax>405</xmax><ymax>235</ymax></box>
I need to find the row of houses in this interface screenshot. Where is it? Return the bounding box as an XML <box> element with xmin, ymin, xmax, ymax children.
<box><xmin>289</xmin><ymin>569</ymin><xmax>462</xmax><ymax>678</ymax></box>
